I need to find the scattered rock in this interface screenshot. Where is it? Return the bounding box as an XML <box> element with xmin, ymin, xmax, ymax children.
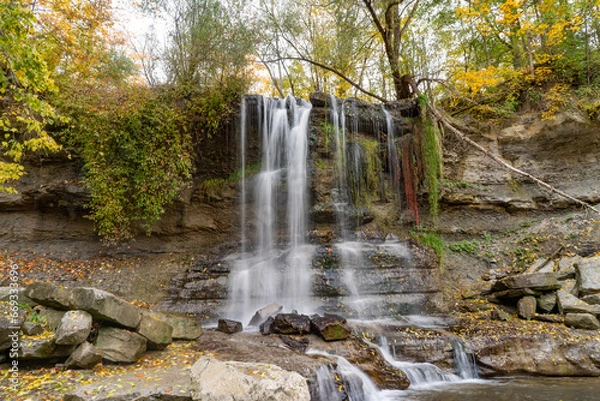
<box><xmin>217</xmin><ymin>319</ymin><xmax>243</xmax><ymax>334</ymax></box>
<box><xmin>95</xmin><ymin>327</ymin><xmax>147</xmax><ymax>363</ymax></box>
<box><xmin>190</xmin><ymin>356</ymin><xmax>311</xmax><ymax>401</ymax></box>
<box><xmin>492</xmin><ymin>273</ymin><xmax>560</xmax><ymax>292</ymax></box>
<box><xmin>518</xmin><ymin>296</ymin><xmax>537</xmax><ymax>320</ymax></box>
<box><xmin>280</xmin><ymin>335</ymin><xmax>309</xmax><ymax>352</ymax></box>
<box><xmin>311</xmin><ymin>315</ymin><xmax>351</xmax><ymax>341</ymax></box>
<box><xmin>564</xmin><ymin>313</ymin><xmax>600</xmax><ymax>330</ymax></box>
<box><xmin>260</xmin><ymin>316</ymin><xmax>275</xmax><ymax>335</ymax></box>
<box><xmin>576</xmin><ymin>257</ymin><xmax>600</xmax><ymax>296</ymax></box>
<box><xmin>537</xmin><ymin>292</ymin><xmax>557</xmax><ymax>313</ymax></box>
<box><xmin>248</xmin><ymin>302</ymin><xmax>283</xmax><ymax>327</ymax></box>
<box><xmin>137</xmin><ymin>313</ymin><xmax>173</xmax><ymax>350</ymax></box>
<box><xmin>70</xmin><ymin>287</ymin><xmax>142</xmax><ymax>329</ymax></box>
<box><xmin>272</xmin><ymin>314</ymin><xmax>311</xmax><ymax>335</ymax></box>
<box><xmin>65</xmin><ymin>341</ymin><xmax>103</xmax><ymax>369</ymax></box>
<box><xmin>55</xmin><ymin>310</ymin><xmax>93</xmax><ymax>346</ymax></box>
<box><xmin>22</xmin><ymin>321</ymin><xmax>44</xmax><ymax>336</ymax></box>
<box><xmin>557</xmin><ymin>256</ymin><xmax>581</xmax><ymax>280</ymax></box>
<box><xmin>20</xmin><ymin>338</ymin><xmax>75</xmax><ymax>360</ymax></box>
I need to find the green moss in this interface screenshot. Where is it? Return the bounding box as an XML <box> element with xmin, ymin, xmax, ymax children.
<box><xmin>411</xmin><ymin>227</ymin><xmax>445</xmax><ymax>261</ymax></box>
<box><xmin>359</xmin><ymin>139</ymin><xmax>382</xmax><ymax>199</ymax></box>
<box><xmin>418</xmin><ymin>95</ymin><xmax>443</xmax><ymax>219</ymax></box>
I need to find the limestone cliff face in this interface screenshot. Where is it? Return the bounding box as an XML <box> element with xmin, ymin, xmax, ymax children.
<box><xmin>439</xmin><ymin>111</ymin><xmax>600</xmax><ymax>233</ymax></box>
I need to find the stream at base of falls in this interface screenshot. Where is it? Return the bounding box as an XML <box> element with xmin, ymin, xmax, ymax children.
<box><xmin>397</xmin><ymin>377</ymin><xmax>600</xmax><ymax>401</ymax></box>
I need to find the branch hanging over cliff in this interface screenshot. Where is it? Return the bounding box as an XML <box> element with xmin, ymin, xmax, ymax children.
<box><xmin>427</xmin><ymin>104</ymin><xmax>600</xmax><ymax>216</ymax></box>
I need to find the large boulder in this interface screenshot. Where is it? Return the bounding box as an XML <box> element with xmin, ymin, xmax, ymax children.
<box><xmin>272</xmin><ymin>314</ymin><xmax>311</xmax><ymax>335</ymax></box>
<box><xmin>492</xmin><ymin>273</ymin><xmax>560</xmax><ymax>292</ymax></box>
<box><xmin>20</xmin><ymin>338</ymin><xmax>75</xmax><ymax>360</ymax></box>
<box><xmin>36</xmin><ymin>306</ymin><xmax>66</xmax><ymax>331</ymax></box>
<box><xmin>24</xmin><ymin>282</ymin><xmax>73</xmax><ymax>310</ymax></box>
<box><xmin>564</xmin><ymin>313</ymin><xmax>600</xmax><ymax>330</ymax></box>
<box><xmin>517</xmin><ymin>296</ymin><xmax>537</xmax><ymax>320</ymax></box>
<box><xmin>55</xmin><ymin>310</ymin><xmax>93</xmax><ymax>346</ymax></box>
<box><xmin>557</xmin><ymin>290</ymin><xmax>600</xmax><ymax>315</ymax></box>
<box><xmin>582</xmin><ymin>294</ymin><xmax>600</xmax><ymax>305</ymax></box>
<box><xmin>65</xmin><ymin>341</ymin><xmax>103</xmax><ymax>369</ymax></box>
<box><xmin>311</xmin><ymin>315</ymin><xmax>351</xmax><ymax>341</ymax></box>
<box><xmin>248</xmin><ymin>302</ymin><xmax>283</xmax><ymax>327</ymax></box>
<box><xmin>217</xmin><ymin>319</ymin><xmax>243</xmax><ymax>334</ymax></box>
<box><xmin>190</xmin><ymin>356</ymin><xmax>310</xmax><ymax>401</ymax></box>
<box><xmin>95</xmin><ymin>327</ymin><xmax>147</xmax><ymax>363</ymax></box>
<box><xmin>70</xmin><ymin>287</ymin><xmax>142</xmax><ymax>329</ymax></box>
<box><xmin>557</xmin><ymin>256</ymin><xmax>582</xmax><ymax>280</ymax></box>
<box><xmin>576</xmin><ymin>257</ymin><xmax>600</xmax><ymax>296</ymax></box>
<box><xmin>537</xmin><ymin>292</ymin><xmax>557</xmax><ymax>313</ymax></box>
<box><xmin>137</xmin><ymin>313</ymin><xmax>173</xmax><ymax>350</ymax></box>
<box><xmin>151</xmin><ymin>311</ymin><xmax>202</xmax><ymax>340</ymax></box>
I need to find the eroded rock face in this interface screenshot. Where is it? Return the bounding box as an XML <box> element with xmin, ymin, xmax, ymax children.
<box><xmin>190</xmin><ymin>356</ymin><xmax>311</xmax><ymax>401</ymax></box>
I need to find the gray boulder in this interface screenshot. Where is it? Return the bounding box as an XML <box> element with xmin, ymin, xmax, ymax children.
<box><xmin>525</xmin><ymin>259</ymin><xmax>555</xmax><ymax>274</ymax></box>
<box><xmin>36</xmin><ymin>306</ymin><xmax>66</xmax><ymax>330</ymax></box>
<box><xmin>70</xmin><ymin>287</ymin><xmax>142</xmax><ymax>329</ymax></box>
<box><xmin>272</xmin><ymin>314</ymin><xmax>311</xmax><ymax>335</ymax></box>
<box><xmin>190</xmin><ymin>356</ymin><xmax>310</xmax><ymax>401</ymax></box>
<box><xmin>65</xmin><ymin>341</ymin><xmax>103</xmax><ymax>369</ymax></box>
<box><xmin>560</xmin><ymin>279</ymin><xmax>579</xmax><ymax>296</ymax></box>
<box><xmin>55</xmin><ymin>310</ymin><xmax>93</xmax><ymax>345</ymax></box>
<box><xmin>20</xmin><ymin>338</ymin><xmax>75</xmax><ymax>360</ymax></box>
<box><xmin>576</xmin><ymin>257</ymin><xmax>600</xmax><ymax>296</ymax></box>
<box><xmin>248</xmin><ymin>302</ymin><xmax>283</xmax><ymax>327</ymax></box>
<box><xmin>557</xmin><ymin>256</ymin><xmax>581</xmax><ymax>280</ymax></box>
<box><xmin>95</xmin><ymin>327</ymin><xmax>147</xmax><ymax>363</ymax></box>
<box><xmin>492</xmin><ymin>273</ymin><xmax>560</xmax><ymax>292</ymax></box>
<box><xmin>1</xmin><ymin>301</ymin><xmax>24</xmax><ymax>352</ymax></box>
<box><xmin>557</xmin><ymin>290</ymin><xmax>600</xmax><ymax>315</ymax></box>
<box><xmin>149</xmin><ymin>311</ymin><xmax>202</xmax><ymax>340</ymax></box>
<box><xmin>22</xmin><ymin>322</ymin><xmax>44</xmax><ymax>336</ymax></box>
<box><xmin>582</xmin><ymin>294</ymin><xmax>600</xmax><ymax>305</ymax></box>
<box><xmin>537</xmin><ymin>292</ymin><xmax>557</xmax><ymax>313</ymax></box>
<box><xmin>0</xmin><ymin>287</ymin><xmax>36</xmax><ymax>307</ymax></box>
<box><xmin>517</xmin><ymin>296</ymin><xmax>537</xmax><ymax>320</ymax></box>
<box><xmin>137</xmin><ymin>313</ymin><xmax>173</xmax><ymax>350</ymax></box>
<box><xmin>564</xmin><ymin>313</ymin><xmax>600</xmax><ymax>330</ymax></box>
<box><xmin>311</xmin><ymin>315</ymin><xmax>350</xmax><ymax>341</ymax></box>
<box><xmin>24</xmin><ymin>282</ymin><xmax>73</xmax><ymax>310</ymax></box>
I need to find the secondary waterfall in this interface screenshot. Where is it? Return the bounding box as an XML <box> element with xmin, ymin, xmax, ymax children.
<box><xmin>228</xmin><ymin>96</ymin><xmax>314</xmax><ymax>323</ymax></box>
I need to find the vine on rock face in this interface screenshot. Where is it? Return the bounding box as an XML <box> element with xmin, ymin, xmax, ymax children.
<box><xmin>418</xmin><ymin>94</ymin><xmax>443</xmax><ymax>219</ymax></box>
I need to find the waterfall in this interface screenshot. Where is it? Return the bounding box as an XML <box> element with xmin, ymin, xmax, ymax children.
<box><xmin>228</xmin><ymin>96</ymin><xmax>314</xmax><ymax>324</ymax></box>
<box><xmin>450</xmin><ymin>337</ymin><xmax>479</xmax><ymax>380</ymax></box>
<box><xmin>383</xmin><ymin>107</ymin><xmax>401</xmax><ymax>195</ymax></box>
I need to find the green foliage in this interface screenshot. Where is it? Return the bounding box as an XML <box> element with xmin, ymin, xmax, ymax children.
<box><xmin>448</xmin><ymin>239</ymin><xmax>480</xmax><ymax>254</ymax></box>
<box><xmin>359</xmin><ymin>139</ymin><xmax>382</xmax><ymax>199</ymax></box>
<box><xmin>61</xmin><ymin>87</ymin><xmax>192</xmax><ymax>242</ymax></box>
<box><xmin>411</xmin><ymin>227</ymin><xmax>445</xmax><ymax>260</ymax></box>
<box><xmin>0</xmin><ymin>1</ymin><xmax>61</xmax><ymax>193</ymax></box>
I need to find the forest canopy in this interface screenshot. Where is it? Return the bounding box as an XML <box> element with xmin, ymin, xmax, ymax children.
<box><xmin>1</xmin><ymin>0</ymin><xmax>599</xmax><ymax>239</ymax></box>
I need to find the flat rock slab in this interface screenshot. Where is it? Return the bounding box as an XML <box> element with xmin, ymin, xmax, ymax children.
<box><xmin>64</xmin><ymin>366</ymin><xmax>193</xmax><ymax>401</ymax></box>
<box><xmin>151</xmin><ymin>311</ymin><xmax>202</xmax><ymax>340</ymax></box>
<box><xmin>565</xmin><ymin>313</ymin><xmax>600</xmax><ymax>330</ymax></box>
<box><xmin>19</xmin><ymin>338</ymin><xmax>75</xmax><ymax>360</ymax></box>
<box><xmin>492</xmin><ymin>273</ymin><xmax>560</xmax><ymax>292</ymax></box>
<box><xmin>190</xmin><ymin>356</ymin><xmax>310</xmax><ymax>401</ymax></box>
<box><xmin>577</xmin><ymin>257</ymin><xmax>600</xmax><ymax>296</ymax></box>
<box><xmin>24</xmin><ymin>282</ymin><xmax>73</xmax><ymax>310</ymax></box>
<box><xmin>70</xmin><ymin>287</ymin><xmax>142</xmax><ymax>329</ymax></box>
<box><xmin>557</xmin><ymin>290</ymin><xmax>600</xmax><ymax>315</ymax></box>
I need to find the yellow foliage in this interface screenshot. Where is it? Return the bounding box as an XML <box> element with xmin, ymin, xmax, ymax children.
<box><xmin>541</xmin><ymin>83</ymin><xmax>570</xmax><ymax>120</ymax></box>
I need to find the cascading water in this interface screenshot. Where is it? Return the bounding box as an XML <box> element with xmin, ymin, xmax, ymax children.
<box><xmin>228</xmin><ymin>96</ymin><xmax>314</xmax><ymax>324</ymax></box>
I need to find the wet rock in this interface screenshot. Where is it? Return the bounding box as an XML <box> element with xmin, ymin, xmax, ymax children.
<box><xmin>190</xmin><ymin>356</ymin><xmax>310</xmax><ymax>401</ymax></box>
<box><xmin>557</xmin><ymin>290</ymin><xmax>600</xmax><ymax>315</ymax></box>
<box><xmin>576</xmin><ymin>257</ymin><xmax>600</xmax><ymax>296</ymax></box>
<box><xmin>136</xmin><ymin>313</ymin><xmax>173</xmax><ymax>350</ymax></box>
<box><xmin>537</xmin><ymin>292</ymin><xmax>557</xmax><ymax>313</ymax></box>
<box><xmin>582</xmin><ymin>294</ymin><xmax>600</xmax><ymax>305</ymax></box>
<box><xmin>20</xmin><ymin>338</ymin><xmax>75</xmax><ymax>360</ymax></box>
<box><xmin>55</xmin><ymin>310</ymin><xmax>93</xmax><ymax>346</ymax></box>
<box><xmin>280</xmin><ymin>335</ymin><xmax>309</xmax><ymax>352</ymax></box>
<box><xmin>248</xmin><ymin>302</ymin><xmax>283</xmax><ymax>327</ymax></box>
<box><xmin>22</xmin><ymin>322</ymin><xmax>44</xmax><ymax>336</ymax></box>
<box><xmin>492</xmin><ymin>273</ymin><xmax>560</xmax><ymax>292</ymax></box>
<box><xmin>564</xmin><ymin>313</ymin><xmax>600</xmax><ymax>330</ymax></box>
<box><xmin>65</xmin><ymin>341</ymin><xmax>103</xmax><ymax>369</ymax></box>
<box><xmin>517</xmin><ymin>296</ymin><xmax>537</xmax><ymax>320</ymax></box>
<box><xmin>311</xmin><ymin>315</ymin><xmax>351</xmax><ymax>341</ymax></box>
<box><xmin>95</xmin><ymin>327</ymin><xmax>147</xmax><ymax>363</ymax></box>
<box><xmin>70</xmin><ymin>287</ymin><xmax>142</xmax><ymax>329</ymax></box>
<box><xmin>260</xmin><ymin>316</ymin><xmax>275</xmax><ymax>335</ymax></box>
<box><xmin>310</xmin><ymin>91</ymin><xmax>335</xmax><ymax>108</ymax></box>
<box><xmin>24</xmin><ymin>282</ymin><xmax>73</xmax><ymax>310</ymax></box>
<box><xmin>218</xmin><ymin>319</ymin><xmax>243</xmax><ymax>334</ymax></box>
<box><xmin>272</xmin><ymin>313</ymin><xmax>311</xmax><ymax>335</ymax></box>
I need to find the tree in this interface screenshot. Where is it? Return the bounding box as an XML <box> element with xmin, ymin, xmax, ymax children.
<box><xmin>0</xmin><ymin>0</ymin><xmax>61</xmax><ymax>193</ymax></box>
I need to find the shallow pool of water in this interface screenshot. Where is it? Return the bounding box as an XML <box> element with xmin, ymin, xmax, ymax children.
<box><xmin>394</xmin><ymin>377</ymin><xmax>600</xmax><ymax>401</ymax></box>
